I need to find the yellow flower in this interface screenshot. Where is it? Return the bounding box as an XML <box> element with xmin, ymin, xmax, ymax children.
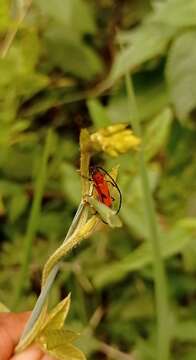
<box><xmin>90</xmin><ymin>124</ymin><xmax>140</xmax><ymax>157</ymax></box>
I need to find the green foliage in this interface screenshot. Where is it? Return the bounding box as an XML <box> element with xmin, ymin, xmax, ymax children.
<box><xmin>28</xmin><ymin>294</ymin><xmax>86</xmax><ymax>359</ymax></box>
<box><xmin>0</xmin><ymin>0</ymin><xmax>10</xmax><ymax>32</ymax></box>
<box><xmin>35</xmin><ymin>0</ymin><xmax>96</xmax><ymax>35</ymax></box>
<box><xmin>166</xmin><ymin>31</ymin><xmax>196</xmax><ymax>127</ymax></box>
<box><xmin>106</xmin><ymin>23</ymin><xmax>175</xmax><ymax>87</ymax></box>
<box><xmin>92</xmin><ymin>222</ymin><xmax>196</xmax><ymax>288</ymax></box>
<box><xmin>150</xmin><ymin>0</ymin><xmax>196</xmax><ymax>27</ymax></box>
<box><xmin>1</xmin><ymin>0</ymin><xmax>196</xmax><ymax>359</ymax></box>
<box><xmin>87</xmin><ymin>99</ymin><xmax>111</xmax><ymax>128</ymax></box>
<box><xmin>143</xmin><ymin>107</ymin><xmax>173</xmax><ymax>161</ymax></box>
<box><xmin>44</xmin><ymin>27</ymin><xmax>103</xmax><ymax>80</ymax></box>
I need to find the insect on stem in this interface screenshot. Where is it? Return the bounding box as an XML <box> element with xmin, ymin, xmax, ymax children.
<box><xmin>85</xmin><ymin>166</ymin><xmax>122</xmax><ymax>215</ymax></box>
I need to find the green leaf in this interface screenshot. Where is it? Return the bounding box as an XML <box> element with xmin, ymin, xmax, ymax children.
<box><xmin>173</xmin><ymin>320</ymin><xmax>196</xmax><ymax>341</ymax></box>
<box><xmin>47</xmin><ymin>343</ymin><xmax>86</xmax><ymax>360</ymax></box>
<box><xmin>19</xmin><ymin>73</ymin><xmax>49</xmax><ymax>100</ymax></box>
<box><xmin>87</xmin><ymin>99</ymin><xmax>111</xmax><ymax>129</ymax></box>
<box><xmin>151</xmin><ymin>0</ymin><xmax>196</xmax><ymax>27</ymax></box>
<box><xmin>36</xmin><ymin>0</ymin><xmax>96</xmax><ymax>34</ymax></box>
<box><xmin>37</xmin><ymin>303</ymin><xmax>86</xmax><ymax>360</ymax></box>
<box><xmin>44</xmin><ymin>28</ymin><xmax>103</xmax><ymax>80</ymax></box>
<box><xmin>19</xmin><ymin>29</ymin><xmax>41</xmax><ymax>71</ymax></box>
<box><xmin>8</xmin><ymin>191</ymin><xmax>28</xmax><ymax>222</ymax></box>
<box><xmin>0</xmin><ymin>0</ymin><xmax>10</xmax><ymax>32</ymax></box>
<box><xmin>87</xmin><ymin>197</ymin><xmax>122</xmax><ymax>228</ymax></box>
<box><xmin>99</xmin><ymin>0</ymin><xmax>196</xmax><ymax>90</ymax></box>
<box><xmin>0</xmin><ymin>29</ymin><xmax>47</xmax><ymax>123</ymax></box>
<box><xmin>108</xmin><ymin>293</ymin><xmax>154</xmax><ymax>320</ymax></box>
<box><xmin>107</xmin><ymin>79</ymin><xmax>169</xmax><ymax>124</ymax></box>
<box><xmin>103</xmin><ymin>23</ymin><xmax>176</xmax><ymax>88</ymax></box>
<box><xmin>0</xmin><ymin>30</ymin><xmax>40</xmax><ymax>82</ymax></box>
<box><xmin>41</xmin><ymin>329</ymin><xmax>79</xmax><ymax>350</ymax></box>
<box><xmin>0</xmin><ymin>120</ymin><xmax>30</xmax><ymax>147</ymax></box>
<box><xmin>92</xmin><ymin>222</ymin><xmax>195</xmax><ymax>288</ymax></box>
<box><xmin>166</xmin><ymin>31</ymin><xmax>196</xmax><ymax>128</ymax></box>
<box><xmin>120</xmin><ymin>165</ymin><xmax>161</xmax><ymax>239</ymax></box>
<box><xmin>41</xmin><ymin>294</ymin><xmax>71</xmax><ymax>332</ymax></box>
<box><xmin>143</xmin><ymin>107</ymin><xmax>173</xmax><ymax>160</ymax></box>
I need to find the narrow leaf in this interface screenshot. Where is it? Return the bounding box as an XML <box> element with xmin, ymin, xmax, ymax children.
<box><xmin>88</xmin><ymin>197</ymin><xmax>122</xmax><ymax>228</ymax></box>
<box><xmin>47</xmin><ymin>343</ymin><xmax>86</xmax><ymax>360</ymax></box>
<box><xmin>40</xmin><ymin>294</ymin><xmax>71</xmax><ymax>333</ymax></box>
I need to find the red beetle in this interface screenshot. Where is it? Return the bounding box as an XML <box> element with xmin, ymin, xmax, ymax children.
<box><xmin>90</xmin><ymin>166</ymin><xmax>122</xmax><ymax>214</ymax></box>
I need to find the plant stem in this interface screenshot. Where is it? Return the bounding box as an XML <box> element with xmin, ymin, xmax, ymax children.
<box><xmin>12</xmin><ymin>129</ymin><xmax>53</xmax><ymax>308</ymax></box>
<box><xmin>16</xmin><ymin>129</ymin><xmax>91</xmax><ymax>346</ymax></box>
<box><xmin>125</xmin><ymin>74</ymin><xmax>170</xmax><ymax>360</ymax></box>
<box><xmin>18</xmin><ymin>200</ymin><xmax>87</xmax><ymax>343</ymax></box>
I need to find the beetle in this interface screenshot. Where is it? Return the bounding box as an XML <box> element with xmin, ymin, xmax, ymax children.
<box><xmin>89</xmin><ymin>166</ymin><xmax>122</xmax><ymax>214</ymax></box>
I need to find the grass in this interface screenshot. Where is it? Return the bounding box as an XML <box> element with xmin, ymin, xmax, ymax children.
<box><xmin>125</xmin><ymin>73</ymin><xmax>170</xmax><ymax>360</ymax></box>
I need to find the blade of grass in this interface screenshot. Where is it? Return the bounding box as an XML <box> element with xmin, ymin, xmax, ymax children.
<box><xmin>12</xmin><ymin>129</ymin><xmax>53</xmax><ymax>308</ymax></box>
<box><xmin>1</xmin><ymin>0</ymin><xmax>32</xmax><ymax>59</ymax></box>
<box><xmin>125</xmin><ymin>73</ymin><xmax>170</xmax><ymax>360</ymax></box>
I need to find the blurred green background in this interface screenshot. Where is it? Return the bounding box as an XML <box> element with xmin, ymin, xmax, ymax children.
<box><xmin>1</xmin><ymin>0</ymin><xmax>196</xmax><ymax>359</ymax></box>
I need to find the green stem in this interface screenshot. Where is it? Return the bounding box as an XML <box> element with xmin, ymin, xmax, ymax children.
<box><xmin>18</xmin><ymin>201</ymin><xmax>87</xmax><ymax>344</ymax></box>
<box><xmin>12</xmin><ymin>129</ymin><xmax>53</xmax><ymax>308</ymax></box>
<box><xmin>16</xmin><ymin>129</ymin><xmax>91</xmax><ymax>343</ymax></box>
<box><xmin>125</xmin><ymin>74</ymin><xmax>170</xmax><ymax>360</ymax></box>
